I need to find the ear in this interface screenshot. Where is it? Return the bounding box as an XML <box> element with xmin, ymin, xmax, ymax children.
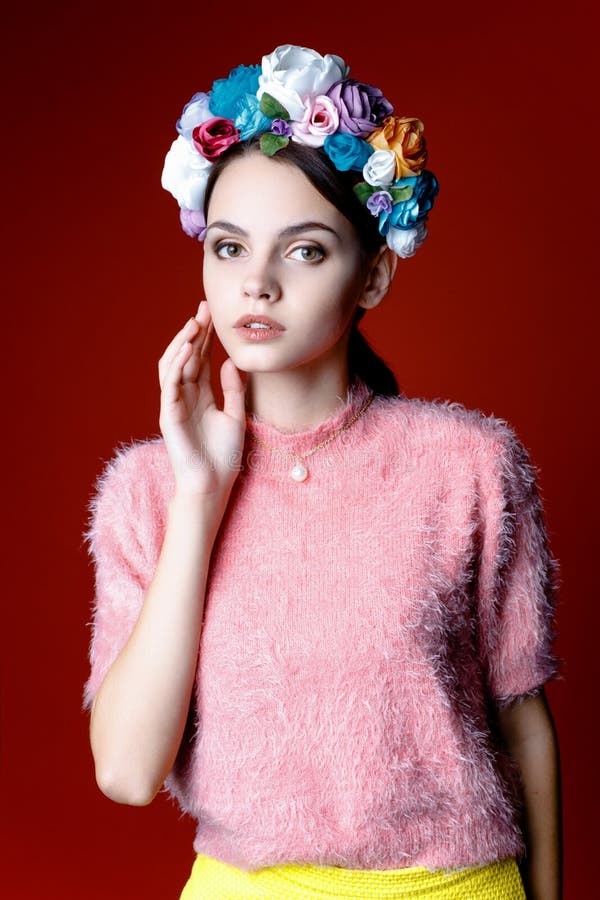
<box><xmin>357</xmin><ymin>245</ymin><xmax>398</xmax><ymax>311</ymax></box>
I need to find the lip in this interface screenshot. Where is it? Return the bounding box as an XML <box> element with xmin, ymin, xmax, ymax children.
<box><xmin>234</xmin><ymin>314</ymin><xmax>286</xmax><ymax>342</ymax></box>
<box><xmin>234</xmin><ymin>314</ymin><xmax>285</xmax><ymax>329</ymax></box>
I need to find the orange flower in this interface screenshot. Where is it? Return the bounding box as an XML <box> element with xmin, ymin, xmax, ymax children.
<box><xmin>367</xmin><ymin>116</ymin><xmax>428</xmax><ymax>179</ymax></box>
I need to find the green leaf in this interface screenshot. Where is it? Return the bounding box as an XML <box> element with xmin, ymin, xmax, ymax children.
<box><xmin>259</xmin><ymin>93</ymin><xmax>291</xmax><ymax>120</ymax></box>
<box><xmin>260</xmin><ymin>132</ymin><xmax>289</xmax><ymax>157</ymax></box>
<box><xmin>389</xmin><ymin>186</ymin><xmax>413</xmax><ymax>202</ymax></box>
<box><xmin>353</xmin><ymin>182</ymin><xmax>376</xmax><ymax>204</ymax></box>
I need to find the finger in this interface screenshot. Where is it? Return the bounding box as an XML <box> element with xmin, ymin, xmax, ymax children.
<box><xmin>158</xmin><ymin>317</ymin><xmax>199</xmax><ymax>390</ymax></box>
<box><xmin>158</xmin><ymin>317</ymin><xmax>198</xmax><ymax>386</ymax></box>
<box><xmin>163</xmin><ymin>315</ymin><xmax>201</xmax><ymax>362</ymax></box>
<box><xmin>194</xmin><ymin>301</ymin><xmax>215</xmax><ymax>363</ymax></box>
<box><xmin>193</xmin><ymin>299</ymin><xmax>210</xmax><ymax>326</ymax></box>
<box><xmin>180</xmin><ymin>326</ymin><xmax>210</xmax><ymax>385</ymax></box>
<box><xmin>181</xmin><ymin>307</ymin><xmax>215</xmax><ymax>385</ymax></box>
<box><xmin>220</xmin><ymin>357</ymin><xmax>247</xmax><ymax>424</ymax></box>
<box><xmin>161</xmin><ymin>339</ymin><xmax>193</xmax><ymax>407</ymax></box>
<box><xmin>197</xmin><ymin>318</ymin><xmax>216</xmax><ymax>387</ymax></box>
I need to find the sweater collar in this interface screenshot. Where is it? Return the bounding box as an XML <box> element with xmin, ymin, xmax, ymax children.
<box><xmin>243</xmin><ymin>375</ymin><xmax>374</xmax><ymax>465</ymax></box>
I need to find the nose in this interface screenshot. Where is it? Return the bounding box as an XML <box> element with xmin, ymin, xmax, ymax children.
<box><xmin>241</xmin><ymin>256</ymin><xmax>281</xmax><ymax>302</ymax></box>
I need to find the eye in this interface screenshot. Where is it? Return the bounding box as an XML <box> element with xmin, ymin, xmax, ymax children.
<box><xmin>215</xmin><ymin>242</ymin><xmax>245</xmax><ymax>259</ymax></box>
<box><xmin>289</xmin><ymin>245</ymin><xmax>325</xmax><ymax>263</ymax></box>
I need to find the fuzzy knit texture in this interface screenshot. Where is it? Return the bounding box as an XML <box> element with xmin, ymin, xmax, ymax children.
<box><xmin>82</xmin><ymin>375</ymin><xmax>562</xmax><ymax>874</ymax></box>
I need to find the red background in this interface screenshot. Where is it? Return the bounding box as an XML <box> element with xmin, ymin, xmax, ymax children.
<box><xmin>3</xmin><ymin>1</ymin><xmax>596</xmax><ymax>896</ymax></box>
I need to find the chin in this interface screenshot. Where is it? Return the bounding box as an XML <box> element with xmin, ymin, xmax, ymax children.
<box><xmin>227</xmin><ymin>342</ymin><xmax>287</xmax><ymax>363</ymax></box>
<box><xmin>234</xmin><ymin>361</ymin><xmax>287</xmax><ymax>374</ymax></box>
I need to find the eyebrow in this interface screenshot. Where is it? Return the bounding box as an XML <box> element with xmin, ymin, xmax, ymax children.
<box><xmin>205</xmin><ymin>220</ymin><xmax>341</xmax><ymax>241</ymax></box>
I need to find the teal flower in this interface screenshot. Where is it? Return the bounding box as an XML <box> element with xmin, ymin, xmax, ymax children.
<box><xmin>234</xmin><ymin>95</ymin><xmax>272</xmax><ymax>140</ymax></box>
<box><xmin>209</xmin><ymin>64</ymin><xmax>262</xmax><ymax>120</ymax></box>
<box><xmin>378</xmin><ymin>171</ymin><xmax>439</xmax><ymax>234</ymax></box>
<box><xmin>323</xmin><ymin>133</ymin><xmax>373</xmax><ymax>172</ymax></box>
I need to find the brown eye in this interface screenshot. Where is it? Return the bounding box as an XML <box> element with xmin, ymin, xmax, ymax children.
<box><xmin>290</xmin><ymin>245</ymin><xmax>325</xmax><ymax>262</ymax></box>
<box><xmin>216</xmin><ymin>242</ymin><xmax>244</xmax><ymax>258</ymax></box>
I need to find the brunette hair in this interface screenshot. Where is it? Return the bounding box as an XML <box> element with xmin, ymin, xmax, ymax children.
<box><xmin>202</xmin><ymin>137</ymin><xmax>401</xmax><ymax>398</ymax></box>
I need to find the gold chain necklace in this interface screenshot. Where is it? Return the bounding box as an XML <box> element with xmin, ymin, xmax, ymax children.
<box><xmin>248</xmin><ymin>391</ymin><xmax>374</xmax><ymax>482</ymax></box>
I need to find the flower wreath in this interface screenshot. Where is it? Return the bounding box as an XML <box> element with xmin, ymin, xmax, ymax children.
<box><xmin>161</xmin><ymin>44</ymin><xmax>440</xmax><ymax>259</ymax></box>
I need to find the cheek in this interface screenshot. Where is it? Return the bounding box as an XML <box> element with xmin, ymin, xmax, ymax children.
<box><xmin>201</xmin><ymin>267</ymin><xmax>227</xmax><ymax>331</ymax></box>
<box><xmin>202</xmin><ymin>255</ymin><xmax>216</xmax><ymax>293</ymax></box>
<box><xmin>202</xmin><ymin>264</ymin><xmax>230</xmax><ymax>321</ymax></box>
<box><xmin>315</xmin><ymin>265</ymin><xmax>365</xmax><ymax>314</ymax></box>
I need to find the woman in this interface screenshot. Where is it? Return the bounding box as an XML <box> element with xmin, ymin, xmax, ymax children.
<box><xmin>83</xmin><ymin>45</ymin><xmax>562</xmax><ymax>900</ymax></box>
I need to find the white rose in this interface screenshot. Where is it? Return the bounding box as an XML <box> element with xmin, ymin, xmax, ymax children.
<box><xmin>363</xmin><ymin>150</ymin><xmax>396</xmax><ymax>188</ymax></box>
<box><xmin>386</xmin><ymin>222</ymin><xmax>428</xmax><ymax>258</ymax></box>
<box><xmin>176</xmin><ymin>92</ymin><xmax>212</xmax><ymax>141</ymax></box>
<box><xmin>161</xmin><ymin>135</ymin><xmax>213</xmax><ymax>211</ymax></box>
<box><xmin>257</xmin><ymin>44</ymin><xmax>349</xmax><ymax>121</ymax></box>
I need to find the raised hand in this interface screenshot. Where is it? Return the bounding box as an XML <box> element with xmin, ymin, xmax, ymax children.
<box><xmin>158</xmin><ymin>300</ymin><xmax>247</xmax><ymax>502</ymax></box>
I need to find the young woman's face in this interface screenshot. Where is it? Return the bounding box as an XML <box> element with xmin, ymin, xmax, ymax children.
<box><xmin>202</xmin><ymin>152</ymin><xmax>369</xmax><ymax>377</ymax></box>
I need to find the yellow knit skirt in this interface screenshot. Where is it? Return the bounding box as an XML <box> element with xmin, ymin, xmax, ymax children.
<box><xmin>178</xmin><ymin>853</ymin><xmax>526</xmax><ymax>899</ymax></box>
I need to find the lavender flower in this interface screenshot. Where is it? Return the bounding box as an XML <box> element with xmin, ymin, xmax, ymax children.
<box><xmin>180</xmin><ymin>208</ymin><xmax>207</xmax><ymax>242</ymax></box>
<box><xmin>271</xmin><ymin>118</ymin><xmax>293</xmax><ymax>137</ymax></box>
<box><xmin>367</xmin><ymin>191</ymin><xmax>393</xmax><ymax>216</ymax></box>
<box><xmin>326</xmin><ymin>79</ymin><xmax>393</xmax><ymax>136</ymax></box>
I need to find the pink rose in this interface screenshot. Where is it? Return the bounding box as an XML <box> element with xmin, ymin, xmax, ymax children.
<box><xmin>192</xmin><ymin>116</ymin><xmax>241</xmax><ymax>160</ymax></box>
<box><xmin>290</xmin><ymin>95</ymin><xmax>339</xmax><ymax>147</ymax></box>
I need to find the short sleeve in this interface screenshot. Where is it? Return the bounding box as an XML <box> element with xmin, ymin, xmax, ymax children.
<box><xmin>475</xmin><ymin>421</ymin><xmax>562</xmax><ymax>708</ymax></box>
<box><xmin>82</xmin><ymin>440</ymin><xmax>166</xmax><ymax>712</ymax></box>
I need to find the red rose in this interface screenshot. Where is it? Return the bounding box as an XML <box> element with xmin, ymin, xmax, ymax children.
<box><xmin>192</xmin><ymin>116</ymin><xmax>241</xmax><ymax>160</ymax></box>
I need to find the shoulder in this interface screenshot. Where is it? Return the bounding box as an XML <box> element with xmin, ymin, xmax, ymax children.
<box><xmin>91</xmin><ymin>434</ymin><xmax>171</xmax><ymax>495</ymax></box>
<box><xmin>84</xmin><ymin>436</ymin><xmax>173</xmax><ymax>544</ymax></box>
<box><xmin>371</xmin><ymin>391</ymin><xmax>521</xmax><ymax>456</ymax></box>
<box><xmin>369</xmin><ymin>392</ymin><xmax>543</xmax><ymax>498</ymax></box>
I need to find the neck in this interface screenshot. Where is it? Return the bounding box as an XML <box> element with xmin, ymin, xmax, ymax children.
<box><xmin>244</xmin><ymin>366</ymin><xmax>354</xmax><ymax>433</ymax></box>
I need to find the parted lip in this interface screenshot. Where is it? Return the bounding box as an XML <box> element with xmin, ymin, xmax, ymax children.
<box><xmin>234</xmin><ymin>314</ymin><xmax>285</xmax><ymax>329</ymax></box>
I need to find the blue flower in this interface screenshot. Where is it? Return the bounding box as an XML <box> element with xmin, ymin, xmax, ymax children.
<box><xmin>234</xmin><ymin>94</ymin><xmax>272</xmax><ymax>140</ymax></box>
<box><xmin>323</xmin><ymin>133</ymin><xmax>373</xmax><ymax>172</ymax></box>
<box><xmin>378</xmin><ymin>170</ymin><xmax>440</xmax><ymax>235</ymax></box>
<box><xmin>209</xmin><ymin>64</ymin><xmax>261</xmax><ymax>120</ymax></box>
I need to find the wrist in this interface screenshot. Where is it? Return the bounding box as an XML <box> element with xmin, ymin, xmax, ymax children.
<box><xmin>168</xmin><ymin>489</ymin><xmax>229</xmax><ymax>530</ymax></box>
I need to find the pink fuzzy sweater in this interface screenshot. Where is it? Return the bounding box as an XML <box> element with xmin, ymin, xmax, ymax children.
<box><xmin>82</xmin><ymin>375</ymin><xmax>561</xmax><ymax>872</ymax></box>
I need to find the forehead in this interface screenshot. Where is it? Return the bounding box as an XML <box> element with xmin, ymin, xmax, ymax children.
<box><xmin>206</xmin><ymin>152</ymin><xmax>350</xmax><ymax>233</ymax></box>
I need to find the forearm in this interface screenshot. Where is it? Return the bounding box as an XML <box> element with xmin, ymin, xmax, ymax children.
<box><xmin>89</xmin><ymin>493</ymin><xmax>223</xmax><ymax>806</ymax></box>
<box><xmin>500</xmin><ymin>696</ymin><xmax>563</xmax><ymax>900</ymax></box>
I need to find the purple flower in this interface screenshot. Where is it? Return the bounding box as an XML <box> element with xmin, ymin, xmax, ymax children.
<box><xmin>367</xmin><ymin>191</ymin><xmax>393</xmax><ymax>216</ymax></box>
<box><xmin>176</xmin><ymin>92</ymin><xmax>212</xmax><ymax>141</ymax></box>
<box><xmin>326</xmin><ymin>78</ymin><xmax>393</xmax><ymax>136</ymax></box>
<box><xmin>180</xmin><ymin>207</ymin><xmax>207</xmax><ymax>242</ymax></box>
<box><xmin>271</xmin><ymin>118</ymin><xmax>293</xmax><ymax>137</ymax></box>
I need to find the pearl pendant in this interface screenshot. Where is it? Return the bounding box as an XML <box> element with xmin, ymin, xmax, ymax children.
<box><xmin>290</xmin><ymin>462</ymin><xmax>308</xmax><ymax>482</ymax></box>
